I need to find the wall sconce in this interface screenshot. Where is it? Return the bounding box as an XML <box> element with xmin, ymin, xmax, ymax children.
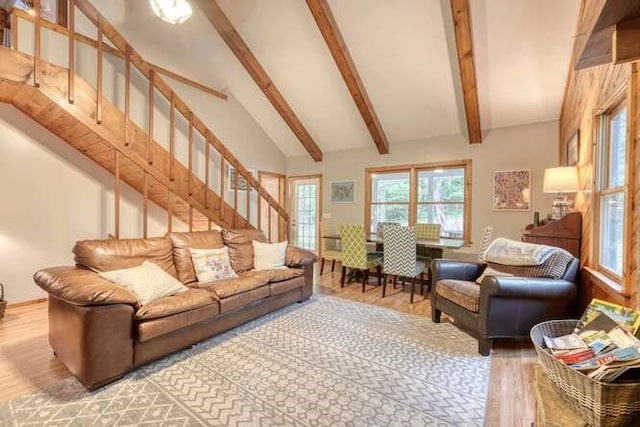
<box><xmin>543</xmin><ymin>166</ymin><xmax>579</xmax><ymax>220</ymax></box>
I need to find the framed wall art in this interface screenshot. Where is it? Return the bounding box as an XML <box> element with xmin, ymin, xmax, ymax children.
<box><xmin>330</xmin><ymin>180</ymin><xmax>355</xmax><ymax>203</ymax></box>
<box><xmin>492</xmin><ymin>169</ymin><xmax>531</xmax><ymax>211</ymax></box>
<box><xmin>227</xmin><ymin>166</ymin><xmax>253</xmax><ymax>192</ymax></box>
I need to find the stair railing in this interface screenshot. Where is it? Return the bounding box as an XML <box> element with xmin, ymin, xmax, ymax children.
<box><xmin>10</xmin><ymin>0</ymin><xmax>288</xmax><ymax>241</ymax></box>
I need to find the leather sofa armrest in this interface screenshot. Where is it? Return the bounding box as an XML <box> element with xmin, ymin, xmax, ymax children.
<box><xmin>431</xmin><ymin>259</ymin><xmax>486</xmax><ymax>282</ymax></box>
<box><xmin>34</xmin><ymin>266</ymin><xmax>138</xmax><ymax>306</ymax></box>
<box><xmin>286</xmin><ymin>245</ymin><xmax>317</xmax><ymax>267</ymax></box>
<box><xmin>480</xmin><ymin>276</ymin><xmax>577</xmax><ymax>300</ymax></box>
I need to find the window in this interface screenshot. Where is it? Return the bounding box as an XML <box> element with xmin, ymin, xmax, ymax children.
<box><xmin>596</xmin><ymin>103</ymin><xmax>628</xmax><ymax>280</ymax></box>
<box><xmin>366</xmin><ymin>161</ymin><xmax>471</xmax><ymax>241</ymax></box>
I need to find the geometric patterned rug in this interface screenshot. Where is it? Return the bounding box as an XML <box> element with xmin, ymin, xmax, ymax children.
<box><xmin>0</xmin><ymin>295</ymin><xmax>490</xmax><ymax>426</ymax></box>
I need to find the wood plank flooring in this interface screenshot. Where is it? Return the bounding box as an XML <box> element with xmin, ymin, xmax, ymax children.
<box><xmin>0</xmin><ymin>267</ymin><xmax>537</xmax><ymax>426</ymax></box>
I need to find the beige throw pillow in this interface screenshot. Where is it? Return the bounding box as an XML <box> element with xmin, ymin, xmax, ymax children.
<box><xmin>252</xmin><ymin>240</ymin><xmax>288</xmax><ymax>270</ymax></box>
<box><xmin>189</xmin><ymin>247</ymin><xmax>238</xmax><ymax>282</ymax></box>
<box><xmin>476</xmin><ymin>266</ymin><xmax>514</xmax><ymax>284</ymax></box>
<box><xmin>99</xmin><ymin>261</ymin><xmax>187</xmax><ymax>305</ymax></box>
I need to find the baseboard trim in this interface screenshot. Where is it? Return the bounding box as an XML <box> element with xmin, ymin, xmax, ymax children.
<box><xmin>7</xmin><ymin>297</ymin><xmax>48</xmax><ymax>309</ymax></box>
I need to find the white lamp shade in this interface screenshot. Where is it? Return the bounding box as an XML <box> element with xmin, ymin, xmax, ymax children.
<box><xmin>150</xmin><ymin>0</ymin><xmax>192</xmax><ymax>25</ymax></box>
<box><xmin>543</xmin><ymin>166</ymin><xmax>579</xmax><ymax>193</ymax></box>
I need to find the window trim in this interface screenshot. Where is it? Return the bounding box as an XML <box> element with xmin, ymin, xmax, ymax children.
<box><xmin>365</xmin><ymin>159</ymin><xmax>472</xmax><ymax>243</ymax></box>
<box><xmin>593</xmin><ymin>95</ymin><xmax>632</xmax><ymax>288</ymax></box>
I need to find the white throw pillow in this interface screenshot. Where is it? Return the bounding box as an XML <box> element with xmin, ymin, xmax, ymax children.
<box><xmin>476</xmin><ymin>266</ymin><xmax>514</xmax><ymax>284</ymax></box>
<box><xmin>253</xmin><ymin>240</ymin><xmax>288</xmax><ymax>270</ymax></box>
<box><xmin>99</xmin><ymin>261</ymin><xmax>187</xmax><ymax>305</ymax></box>
<box><xmin>189</xmin><ymin>247</ymin><xmax>238</xmax><ymax>282</ymax></box>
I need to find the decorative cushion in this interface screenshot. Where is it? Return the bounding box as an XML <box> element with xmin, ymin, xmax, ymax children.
<box><xmin>221</xmin><ymin>229</ymin><xmax>268</xmax><ymax>272</ymax></box>
<box><xmin>99</xmin><ymin>261</ymin><xmax>187</xmax><ymax>305</ymax></box>
<box><xmin>486</xmin><ymin>250</ymin><xmax>574</xmax><ymax>280</ymax></box>
<box><xmin>190</xmin><ymin>247</ymin><xmax>238</xmax><ymax>282</ymax></box>
<box><xmin>167</xmin><ymin>230</ymin><xmax>224</xmax><ymax>284</ymax></box>
<box><xmin>476</xmin><ymin>266</ymin><xmax>514</xmax><ymax>284</ymax></box>
<box><xmin>253</xmin><ymin>240</ymin><xmax>288</xmax><ymax>270</ymax></box>
<box><xmin>436</xmin><ymin>279</ymin><xmax>481</xmax><ymax>313</ymax></box>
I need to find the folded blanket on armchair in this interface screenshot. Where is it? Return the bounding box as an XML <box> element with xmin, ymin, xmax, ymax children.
<box><xmin>483</xmin><ymin>237</ymin><xmax>559</xmax><ymax>266</ymax></box>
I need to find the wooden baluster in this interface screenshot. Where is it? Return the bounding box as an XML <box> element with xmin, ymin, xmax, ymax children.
<box><xmin>33</xmin><ymin>0</ymin><xmax>41</xmax><ymax>87</ymax></box>
<box><xmin>114</xmin><ymin>150</ymin><xmax>120</xmax><ymax>239</ymax></box>
<box><xmin>233</xmin><ymin>169</ymin><xmax>238</xmax><ymax>227</ymax></box>
<box><xmin>220</xmin><ymin>152</ymin><xmax>225</xmax><ymax>223</ymax></box>
<box><xmin>188</xmin><ymin>206</ymin><xmax>193</xmax><ymax>232</ymax></box>
<box><xmin>167</xmin><ymin>189</ymin><xmax>172</xmax><ymax>233</ymax></box>
<box><xmin>10</xmin><ymin>11</ymin><xmax>18</xmax><ymax>51</ymax></box>
<box><xmin>246</xmin><ymin>182</ymin><xmax>251</xmax><ymax>228</ymax></box>
<box><xmin>205</xmin><ymin>133</ymin><xmax>210</xmax><ymax>210</ymax></box>
<box><xmin>148</xmin><ymin>69</ymin><xmax>154</xmax><ymax>165</ymax></box>
<box><xmin>124</xmin><ymin>46</ymin><xmax>130</xmax><ymax>146</ymax></box>
<box><xmin>96</xmin><ymin>15</ymin><xmax>103</xmax><ymax>124</ymax></box>
<box><xmin>68</xmin><ymin>0</ymin><xmax>75</xmax><ymax>103</ymax></box>
<box><xmin>188</xmin><ymin>113</ymin><xmax>193</xmax><ymax>232</ymax></box>
<box><xmin>268</xmin><ymin>204</ymin><xmax>272</xmax><ymax>242</ymax></box>
<box><xmin>143</xmin><ymin>172</ymin><xmax>148</xmax><ymax>238</ymax></box>
<box><xmin>169</xmin><ymin>92</ymin><xmax>175</xmax><ymax>181</ymax></box>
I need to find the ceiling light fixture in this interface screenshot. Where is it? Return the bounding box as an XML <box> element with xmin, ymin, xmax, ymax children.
<box><xmin>150</xmin><ymin>0</ymin><xmax>192</xmax><ymax>25</ymax></box>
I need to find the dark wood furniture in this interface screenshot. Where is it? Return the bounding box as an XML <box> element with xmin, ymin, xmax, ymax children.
<box><xmin>522</xmin><ymin>212</ymin><xmax>581</xmax><ymax>258</ymax></box>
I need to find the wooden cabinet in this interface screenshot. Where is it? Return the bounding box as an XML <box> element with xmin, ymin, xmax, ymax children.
<box><xmin>522</xmin><ymin>212</ymin><xmax>581</xmax><ymax>258</ymax></box>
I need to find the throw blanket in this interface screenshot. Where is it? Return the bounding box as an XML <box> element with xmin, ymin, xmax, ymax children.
<box><xmin>484</xmin><ymin>237</ymin><xmax>559</xmax><ymax>266</ymax></box>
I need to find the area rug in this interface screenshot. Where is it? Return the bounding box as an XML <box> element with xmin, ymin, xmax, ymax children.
<box><xmin>0</xmin><ymin>296</ymin><xmax>490</xmax><ymax>426</ymax></box>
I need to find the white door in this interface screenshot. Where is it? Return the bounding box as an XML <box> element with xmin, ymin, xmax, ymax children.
<box><xmin>289</xmin><ymin>176</ymin><xmax>321</xmax><ymax>254</ymax></box>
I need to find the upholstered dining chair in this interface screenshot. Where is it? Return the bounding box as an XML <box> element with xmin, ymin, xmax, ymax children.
<box><xmin>414</xmin><ymin>223</ymin><xmax>442</xmax><ymax>289</ymax></box>
<box><xmin>415</xmin><ymin>223</ymin><xmax>441</xmax><ymax>240</ymax></box>
<box><xmin>340</xmin><ymin>224</ymin><xmax>383</xmax><ymax>292</ymax></box>
<box><xmin>320</xmin><ymin>221</ymin><xmax>342</xmax><ymax>275</ymax></box>
<box><xmin>381</xmin><ymin>225</ymin><xmax>425</xmax><ymax>303</ymax></box>
<box><xmin>376</xmin><ymin>222</ymin><xmax>400</xmax><ymax>240</ymax></box>
<box><xmin>477</xmin><ymin>225</ymin><xmax>494</xmax><ymax>262</ymax></box>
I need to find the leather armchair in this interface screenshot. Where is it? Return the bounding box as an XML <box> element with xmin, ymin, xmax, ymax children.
<box><xmin>430</xmin><ymin>257</ymin><xmax>579</xmax><ymax>355</ymax></box>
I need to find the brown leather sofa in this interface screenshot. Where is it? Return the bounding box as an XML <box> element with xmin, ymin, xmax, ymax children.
<box><xmin>430</xmin><ymin>256</ymin><xmax>579</xmax><ymax>355</ymax></box>
<box><xmin>34</xmin><ymin>229</ymin><xmax>316</xmax><ymax>389</ymax></box>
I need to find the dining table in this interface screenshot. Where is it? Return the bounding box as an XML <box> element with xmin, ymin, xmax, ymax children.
<box><xmin>323</xmin><ymin>234</ymin><xmax>466</xmax><ymax>251</ymax></box>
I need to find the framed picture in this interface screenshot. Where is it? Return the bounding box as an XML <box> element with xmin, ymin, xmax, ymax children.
<box><xmin>492</xmin><ymin>169</ymin><xmax>531</xmax><ymax>211</ymax></box>
<box><xmin>227</xmin><ymin>166</ymin><xmax>252</xmax><ymax>192</ymax></box>
<box><xmin>330</xmin><ymin>180</ymin><xmax>355</xmax><ymax>203</ymax></box>
<box><xmin>567</xmin><ymin>130</ymin><xmax>579</xmax><ymax>166</ymax></box>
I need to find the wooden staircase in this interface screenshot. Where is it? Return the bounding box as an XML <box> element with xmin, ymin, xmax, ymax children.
<box><xmin>0</xmin><ymin>1</ymin><xmax>288</xmax><ymax>240</ymax></box>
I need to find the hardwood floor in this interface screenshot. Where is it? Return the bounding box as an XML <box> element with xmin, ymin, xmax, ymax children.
<box><xmin>0</xmin><ymin>267</ymin><xmax>538</xmax><ymax>426</ymax></box>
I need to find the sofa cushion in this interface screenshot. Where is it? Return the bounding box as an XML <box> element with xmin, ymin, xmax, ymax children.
<box><xmin>270</xmin><ymin>275</ymin><xmax>305</xmax><ymax>296</ymax></box>
<box><xmin>166</xmin><ymin>230</ymin><xmax>224</xmax><ymax>284</ymax></box>
<box><xmin>262</xmin><ymin>267</ymin><xmax>304</xmax><ymax>283</ymax></box>
<box><xmin>194</xmin><ymin>271</ymin><xmax>270</xmax><ymax>299</ymax></box>
<box><xmin>253</xmin><ymin>240</ymin><xmax>288</xmax><ymax>270</ymax></box>
<box><xmin>221</xmin><ymin>229</ymin><xmax>267</xmax><ymax>272</ymax></box>
<box><xmin>436</xmin><ymin>279</ymin><xmax>481</xmax><ymax>313</ymax></box>
<box><xmin>219</xmin><ymin>286</ymin><xmax>270</xmax><ymax>314</ymax></box>
<box><xmin>137</xmin><ymin>303</ymin><xmax>219</xmax><ymax>342</ymax></box>
<box><xmin>190</xmin><ymin>247</ymin><xmax>238</xmax><ymax>282</ymax></box>
<box><xmin>135</xmin><ymin>288</ymin><xmax>218</xmax><ymax>320</ymax></box>
<box><xmin>99</xmin><ymin>261</ymin><xmax>187</xmax><ymax>306</ymax></box>
<box><xmin>73</xmin><ymin>237</ymin><xmax>177</xmax><ymax>278</ymax></box>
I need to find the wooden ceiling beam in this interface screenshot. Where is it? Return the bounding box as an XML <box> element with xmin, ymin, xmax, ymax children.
<box><xmin>450</xmin><ymin>0</ymin><xmax>482</xmax><ymax>144</ymax></box>
<box><xmin>193</xmin><ymin>0</ymin><xmax>323</xmax><ymax>161</ymax></box>
<box><xmin>306</xmin><ymin>0</ymin><xmax>389</xmax><ymax>154</ymax></box>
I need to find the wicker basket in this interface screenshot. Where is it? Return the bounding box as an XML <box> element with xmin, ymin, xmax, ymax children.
<box><xmin>531</xmin><ymin>320</ymin><xmax>640</xmax><ymax>426</ymax></box>
<box><xmin>0</xmin><ymin>282</ymin><xmax>6</xmax><ymax>320</ymax></box>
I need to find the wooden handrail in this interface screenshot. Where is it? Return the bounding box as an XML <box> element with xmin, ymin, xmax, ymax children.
<box><xmin>10</xmin><ymin>8</ymin><xmax>228</xmax><ymax>101</ymax></box>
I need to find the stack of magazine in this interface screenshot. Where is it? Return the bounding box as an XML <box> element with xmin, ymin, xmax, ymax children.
<box><xmin>543</xmin><ymin>298</ymin><xmax>640</xmax><ymax>383</ymax></box>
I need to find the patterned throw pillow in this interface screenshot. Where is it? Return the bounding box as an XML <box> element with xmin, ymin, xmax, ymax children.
<box><xmin>190</xmin><ymin>247</ymin><xmax>238</xmax><ymax>282</ymax></box>
<box><xmin>99</xmin><ymin>261</ymin><xmax>187</xmax><ymax>305</ymax></box>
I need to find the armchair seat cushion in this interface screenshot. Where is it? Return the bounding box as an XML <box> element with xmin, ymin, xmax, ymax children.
<box><xmin>436</xmin><ymin>279</ymin><xmax>481</xmax><ymax>313</ymax></box>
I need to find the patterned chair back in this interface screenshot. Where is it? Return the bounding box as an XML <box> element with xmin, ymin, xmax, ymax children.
<box><xmin>415</xmin><ymin>223</ymin><xmax>441</xmax><ymax>240</ymax></box>
<box><xmin>340</xmin><ymin>224</ymin><xmax>368</xmax><ymax>269</ymax></box>
<box><xmin>383</xmin><ymin>225</ymin><xmax>417</xmax><ymax>277</ymax></box>
<box><xmin>477</xmin><ymin>225</ymin><xmax>494</xmax><ymax>262</ymax></box>
<box><xmin>376</xmin><ymin>222</ymin><xmax>400</xmax><ymax>240</ymax></box>
<box><xmin>320</xmin><ymin>221</ymin><xmax>340</xmax><ymax>252</ymax></box>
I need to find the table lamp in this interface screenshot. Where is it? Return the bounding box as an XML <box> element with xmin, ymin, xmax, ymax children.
<box><xmin>543</xmin><ymin>166</ymin><xmax>579</xmax><ymax>220</ymax></box>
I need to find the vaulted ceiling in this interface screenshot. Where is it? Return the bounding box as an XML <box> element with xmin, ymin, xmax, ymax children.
<box><xmin>89</xmin><ymin>0</ymin><xmax>579</xmax><ymax>159</ymax></box>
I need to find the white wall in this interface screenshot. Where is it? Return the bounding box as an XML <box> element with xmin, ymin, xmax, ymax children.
<box><xmin>287</xmin><ymin>120</ymin><xmax>559</xmax><ymax>258</ymax></box>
